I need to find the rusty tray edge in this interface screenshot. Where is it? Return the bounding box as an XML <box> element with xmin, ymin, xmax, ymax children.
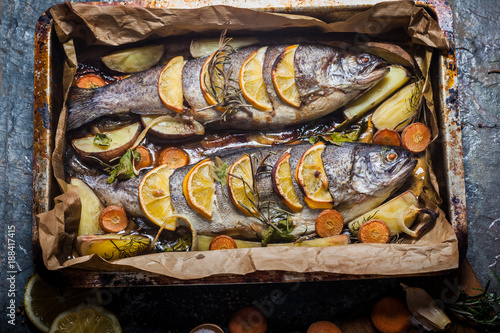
<box><xmin>33</xmin><ymin>0</ymin><xmax>466</xmax><ymax>287</ymax></box>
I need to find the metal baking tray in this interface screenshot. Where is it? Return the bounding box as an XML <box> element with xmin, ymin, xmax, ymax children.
<box><xmin>33</xmin><ymin>0</ymin><xmax>466</xmax><ymax>287</ymax></box>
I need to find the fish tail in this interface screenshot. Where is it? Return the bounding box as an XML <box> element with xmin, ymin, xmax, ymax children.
<box><xmin>66</xmin><ymin>87</ymin><xmax>99</xmax><ymax>130</ymax></box>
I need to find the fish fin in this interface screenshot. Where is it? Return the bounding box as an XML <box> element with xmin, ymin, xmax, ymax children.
<box><xmin>66</xmin><ymin>87</ymin><xmax>99</xmax><ymax>130</ymax></box>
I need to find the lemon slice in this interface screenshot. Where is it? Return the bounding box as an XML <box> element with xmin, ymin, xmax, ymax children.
<box><xmin>48</xmin><ymin>305</ymin><xmax>121</xmax><ymax>333</ymax></box>
<box><xmin>272</xmin><ymin>45</ymin><xmax>301</xmax><ymax>108</ymax></box>
<box><xmin>271</xmin><ymin>152</ymin><xmax>303</xmax><ymax>213</ymax></box>
<box><xmin>228</xmin><ymin>155</ymin><xmax>257</xmax><ymax>216</ymax></box>
<box><xmin>138</xmin><ymin>165</ymin><xmax>175</xmax><ymax>229</ymax></box>
<box><xmin>158</xmin><ymin>56</ymin><xmax>185</xmax><ymax>113</ymax></box>
<box><xmin>295</xmin><ymin>142</ymin><xmax>333</xmax><ymax>209</ymax></box>
<box><xmin>200</xmin><ymin>51</ymin><xmax>226</xmax><ymax>111</ymax></box>
<box><xmin>24</xmin><ymin>274</ymin><xmax>100</xmax><ymax>333</ymax></box>
<box><xmin>240</xmin><ymin>47</ymin><xmax>272</xmax><ymax>111</ymax></box>
<box><xmin>183</xmin><ymin>158</ymin><xmax>216</xmax><ymax>220</ymax></box>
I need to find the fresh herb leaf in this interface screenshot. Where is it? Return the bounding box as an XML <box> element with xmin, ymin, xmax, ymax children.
<box><xmin>211</xmin><ymin>156</ymin><xmax>229</xmax><ymax>187</ymax></box>
<box><xmin>107</xmin><ymin>149</ymin><xmax>140</xmax><ymax>183</ymax></box>
<box><xmin>261</xmin><ymin>217</ymin><xmax>296</xmax><ymax>247</ymax></box>
<box><xmin>93</xmin><ymin>133</ymin><xmax>112</xmax><ymax>147</ymax></box>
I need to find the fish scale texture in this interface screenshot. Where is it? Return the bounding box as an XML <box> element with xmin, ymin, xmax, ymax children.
<box><xmin>0</xmin><ymin>0</ymin><xmax>498</xmax><ymax>332</ymax></box>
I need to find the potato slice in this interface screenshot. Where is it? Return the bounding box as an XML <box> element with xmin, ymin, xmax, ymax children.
<box><xmin>101</xmin><ymin>45</ymin><xmax>165</xmax><ymax>73</ymax></box>
<box><xmin>72</xmin><ymin>122</ymin><xmax>141</xmax><ymax>163</ymax></box>
<box><xmin>70</xmin><ymin>178</ymin><xmax>104</xmax><ymax>236</ymax></box>
<box><xmin>141</xmin><ymin>115</ymin><xmax>204</xmax><ymax>139</ymax></box>
<box><xmin>268</xmin><ymin>234</ymin><xmax>349</xmax><ymax>247</ymax></box>
<box><xmin>76</xmin><ymin>234</ymin><xmax>151</xmax><ymax>260</ymax></box>
<box><xmin>190</xmin><ymin>37</ymin><xmax>259</xmax><ymax>58</ymax></box>
<box><xmin>371</xmin><ymin>82</ymin><xmax>422</xmax><ymax>131</ymax></box>
<box><xmin>343</xmin><ymin>65</ymin><xmax>411</xmax><ymax>120</ymax></box>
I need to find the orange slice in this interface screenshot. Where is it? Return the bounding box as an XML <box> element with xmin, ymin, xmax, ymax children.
<box><xmin>200</xmin><ymin>51</ymin><xmax>226</xmax><ymax>111</ymax></box>
<box><xmin>295</xmin><ymin>142</ymin><xmax>333</xmax><ymax>209</ymax></box>
<box><xmin>183</xmin><ymin>159</ymin><xmax>215</xmax><ymax>220</ymax></box>
<box><xmin>272</xmin><ymin>45</ymin><xmax>301</xmax><ymax>108</ymax></box>
<box><xmin>239</xmin><ymin>47</ymin><xmax>272</xmax><ymax>111</ymax></box>
<box><xmin>138</xmin><ymin>165</ymin><xmax>175</xmax><ymax>229</ymax></box>
<box><xmin>158</xmin><ymin>56</ymin><xmax>185</xmax><ymax>113</ymax></box>
<box><xmin>271</xmin><ymin>152</ymin><xmax>302</xmax><ymax>212</ymax></box>
<box><xmin>227</xmin><ymin>155</ymin><xmax>257</xmax><ymax>216</ymax></box>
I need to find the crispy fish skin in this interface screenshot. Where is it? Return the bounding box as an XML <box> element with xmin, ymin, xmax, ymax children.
<box><xmin>66</xmin><ymin>44</ymin><xmax>388</xmax><ymax>131</ymax></box>
<box><xmin>66</xmin><ymin>143</ymin><xmax>415</xmax><ymax>239</ymax></box>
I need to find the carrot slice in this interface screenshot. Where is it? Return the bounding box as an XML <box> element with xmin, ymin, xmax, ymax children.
<box><xmin>75</xmin><ymin>74</ymin><xmax>106</xmax><ymax>89</ymax></box>
<box><xmin>358</xmin><ymin>219</ymin><xmax>391</xmax><ymax>243</ymax></box>
<box><xmin>373</xmin><ymin>128</ymin><xmax>401</xmax><ymax>146</ymax></box>
<box><xmin>307</xmin><ymin>321</ymin><xmax>342</xmax><ymax>333</ymax></box>
<box><xmin>209</xmin><ymin>235</ymin><xmax>238</xmax><ymax>250</ymax></box>
<box><xmin>98</xmin><ymin>205</ymin><xmax>128</xmax><ymax>233</ymax></box>
<box><xmin>315</xmin><ymin>209</ymin><xmax>344</xmax><ymax>238</ymax></box>
<box><xmin>157</xmin><ymin>147</ymin><xmax>189</xmax><ymax>169</ymax></box>
<box><xmin>371</xmin><ymin>297</ymin><xmax>411</xmax><ymax>333</ymax></box>
<box><xmin>401</xmin><ymin>122</ymin><xmax>431</xmax><ymax>154</ymax></box>
<box><xmin>229</xmin><ymin>307</ymin><xmax>267</xmax><ymax>333</ymax></box>
<box><xmin>134</xmin><ymin>146</ymin><xmax>152</xmax><ymax>170</ymax></box>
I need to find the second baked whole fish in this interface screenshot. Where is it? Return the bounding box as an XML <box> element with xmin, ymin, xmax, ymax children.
<box><xmin>67</xmin><ymin>143</ymin><xmax>416</xmax><ymax>240</ymax></box>
<box><xmin>66</xmin><ymin>43</ymin><xmax>388</xmax><ymax>131</ymax></box>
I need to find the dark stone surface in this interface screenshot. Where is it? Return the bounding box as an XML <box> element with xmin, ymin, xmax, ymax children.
<box><xmin>0</xmin><ymin>0</ymin><xmax>498</xmax><ymax>331</ymax></box>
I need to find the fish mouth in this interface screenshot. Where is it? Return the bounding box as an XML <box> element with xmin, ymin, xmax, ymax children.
<box><xmin>356</xmin><ymin>61</ymin><xmax>389</xmax><ymax>85</ymax></box>
<box><xmin>390</xmin><ymin>155</ymin><xmax>418</xmax><ymax>183</ymax></box>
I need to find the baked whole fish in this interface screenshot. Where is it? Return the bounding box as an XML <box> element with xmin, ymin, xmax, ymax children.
<box><xmin>66</xmin><ymin>143</ymin><xmax>416</xmax><ymax>239</ymax></box>
<box><xmin>66</xmin><ymin>44</ymin><xmax>388</xmax><ymax>131</ymax></box>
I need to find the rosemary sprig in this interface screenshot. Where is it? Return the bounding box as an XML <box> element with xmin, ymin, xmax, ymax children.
<box><xmin>199</xmin><ymin>29</ymin><xmax>250</xmax><ymax>120</ymax></box>
<box><xmin>227</xmin><ymin>151</ymin><xmax>295</xmax><ymax>241</ymax></box>
<box><xmin>445</xmin><ymin>278</ymin><xmax>500</xmax><ymax>327</ymax></box>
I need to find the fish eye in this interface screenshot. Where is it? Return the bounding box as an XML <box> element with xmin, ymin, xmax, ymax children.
<box><xmin>386</xmin><ymin>152</ymin><xmax>398</xmax><ymax>162</ymax></box>
<box><xmin>357</xmin><ymin>55</ymin><xmax>370</xmax><ymax>64</ymax></box>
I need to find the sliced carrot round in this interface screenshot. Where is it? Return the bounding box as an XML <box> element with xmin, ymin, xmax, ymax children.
<box><xmin>157</xmin><ymin>147</ymin><xmax>190</xmax><ymax>169</ymax></box>
<box><xmin>99</xmin><ymin>205</ymin><xmax>128</xmax><ymax>233</ymax></box>
<box><xmin>373</xmin><ymin>128</ymin><xmax>401</xmax><ymax>146</ymax></box>
<box><xmin>209</xmin><ymin>235</ymin><xmax>237</xmax><ymax>250</ymax></box>
<box><xmin>371</xmin><ymin>297</ymin><xmax>411</xmax><ymax>333</ymax></box>
<box><xmin>229</xmin><ymin>306</ymin><xmax>267</xmax><ymax>333</ymax></box>
<box><xmin>307</xmin><ymin>321</ymin><xmax>342</xmax><ymax>333</ymax></box>
<box><xmin>401</xmin><ymin>122</ymin><xmax>431</xmax><ymax>154</ymax></box>
<box><xmin>315</xmin><ymin>209</ymin><xmax>344</xmax><ymax>238</ymax></box>
<box><xmin>134</xmin><ymin>146</ymin><xmax>153</xmax><ymax>171</ymax></box>
<box><xmin>358</xmin><ymin>219</ymin><xmax>391</xmax><ymax>244</ymax></box>
<box><xmin>75</xmin><ymin>74</ymin><xmax>106</xmax><ymax>89</ymax></box>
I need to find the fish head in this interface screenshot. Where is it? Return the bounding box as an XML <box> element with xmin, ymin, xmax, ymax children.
<box><xmin>351</xmin><ymin>145</ymin><xmax>417</xmax><ymax>195</ymax></box>
<box><xmin>325</xmin><ymin>52</ymin><xmax>388</xmax><ymax>91</ymax></box>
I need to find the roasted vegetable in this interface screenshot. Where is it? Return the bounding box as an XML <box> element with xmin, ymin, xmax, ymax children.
<box><xmin>315</xmin><ymin>209</ymin><xmax>344</xmax><ymax>237</ymax></box>
<box><xmin>358</xmin><ymin>219</ymin><xmax>391</xmax><ymax>243</ymax></box>
<box><xmin>348</xmin><ymin>191</ymin><xmax>437</xmax><ymax>237</ymax></box>
<box><xmin>343</xmin><ymin>65</ymin><xmax>411</xmax><ymax>120</ymax></box>
<box><xmin>76</xmin><ymin>234</ymin><xmax>151</xmax><ymax>260</ymax></box>
<box><xmin>209</xmin><ymin>235</ymin><xmax>238</xmax><ymax>250</ymax></box>
<box><xmin>98</xmin><ymin>205</ymin><xmax>128</xmax><ymax>233</ymax></box>
<box><xmin>190</xmin><ymin>37</ymin><xmax>259</xmax><ymax>58</ymax></box>
<box><xmin>71</xmin><ymin>178</ymin><xmax>104</xmax><ymax>236</ymax></box>
<box><xmin>372</xmin><ymin>81</ymin><xmax>422</xmax><ymax>131</ymax></box>
<box><xmin>401</xmin><ymin>122</ymin><xmax>431</xmax><ymax>153</ymax></box>
<box><xmin>72</xmin><ymin>122</ymin><xmax>141</xmax><ymax>164</ymax></box>
<box><xmin>101</xmin><ymin>44</ymin><xmax>165</xmax><ymax>73</ymax></box>
<box><xmin>372</xmin><ymin>128</ymin><xmax>401</xmax><ymax>146</ymax></box>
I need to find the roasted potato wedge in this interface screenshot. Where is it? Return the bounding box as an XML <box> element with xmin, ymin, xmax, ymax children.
<box><xmin>141</xmin><ymin>115</ymin><xmax>204</xmax><ymax>139</ymax></box>
<box><xmin>190</xmin><ymin>37</ymin><xmax>260</xmax><ymax>58</ymax></box>
<box><xmin>343</xmin><ymin>65</ymin><xmax>411</xmax><ymax>120</ymax></box>
<box><xmin>101</xmin><ymin>45</ymin><xmax>165</xmax><ymax>73</ymax></box>
<box><xmin>71</xmin><ymin>178</ymin><xmax>105</xmax><ymax>236</ymax></box>
<box><xmin>72</xmin><ymin>122</ymin><xmax>141</xmax><ymax>163</ymax></box>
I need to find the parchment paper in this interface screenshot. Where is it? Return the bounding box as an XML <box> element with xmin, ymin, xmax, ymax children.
<box><xmin>37</xmin><ymin>1</ymin><xmax>458</xmax><ymax>279</ymax></box>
